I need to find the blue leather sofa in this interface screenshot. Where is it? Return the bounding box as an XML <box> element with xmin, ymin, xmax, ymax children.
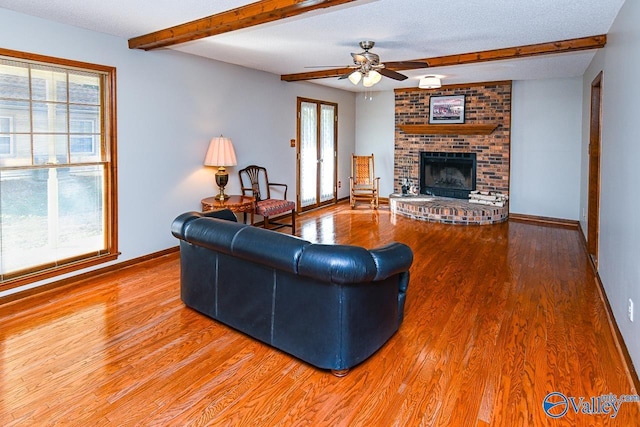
<box><xmin>171</xmin><ymin>210</ymin><xmax>413</xmax><ymax>375</ymax></box>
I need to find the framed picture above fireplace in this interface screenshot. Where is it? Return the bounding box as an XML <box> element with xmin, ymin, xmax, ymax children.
<box><xmin>429</xmin><ymin>95</ymin><xmax>465</xmax><ymax>124</ymax></box>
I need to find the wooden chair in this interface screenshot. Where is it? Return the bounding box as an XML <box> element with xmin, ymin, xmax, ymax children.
<box><xmin>238</xmin><ymin>165</ymin><xmax>296</xmax><ymax>234</ymax></box>
<box><xmin>350</xmin><ymin>153</ymin><xmax>380</xmax><ymax>209</ymax></box>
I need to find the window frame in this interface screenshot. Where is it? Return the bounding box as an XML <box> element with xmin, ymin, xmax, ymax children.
<box><xmin>0</xmin><ymin>47</ymin><xmax>118</xmax><ymax>291</ymax></box>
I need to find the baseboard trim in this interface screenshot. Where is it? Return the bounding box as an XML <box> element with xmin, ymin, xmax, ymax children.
<box><xmin>508</xmin><ymin>213</ymin><xmax>580</xmax><ymax>229</ymax></box>
<box><xmin>576</xmin><ymin>223</ymin><xmax>640</xmax><ymax>394</ymax></box>
<box><xmin>0</xmin><ymin>247</ymin><xmax>180</xmax><ymax>306</ymax></box>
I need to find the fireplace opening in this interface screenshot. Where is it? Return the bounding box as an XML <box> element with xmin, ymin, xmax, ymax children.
<box><xmin>419</xmin><ymin>151</ymin><xmax>476</xmax><ymax>199</ymax></box>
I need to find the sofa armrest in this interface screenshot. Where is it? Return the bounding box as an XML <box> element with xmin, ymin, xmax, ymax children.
<box><xmin>171</xmin><ymin>209</ymin><xmax>237</xmax><ymax>240</ymax></box>
<box><xmin>171</xmin><ymin>211</ymin><xmax>201</xmax><ymax>239</ymax></box>
<box><xmin>368</xmin><ymin>242</ymin><xmax>414</xmax><ymax>281</ymax></box>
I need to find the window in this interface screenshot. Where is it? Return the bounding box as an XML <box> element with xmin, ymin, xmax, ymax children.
<box><xmin>0</xmin><ymin>49</ymin><xmax>118</xmax><ymax>290</ymax></box>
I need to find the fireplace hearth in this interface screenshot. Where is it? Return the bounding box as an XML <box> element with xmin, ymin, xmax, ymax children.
<box><xmin>419</xmin><ymin>151</ymin><xmax>476</xmax><ymax>199</ymax></box>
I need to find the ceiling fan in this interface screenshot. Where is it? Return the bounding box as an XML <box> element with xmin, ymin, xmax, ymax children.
<box><xmin>309</xmin><ymin>41</ymin><xmax>429</xmax><ymax>87</ymax></box>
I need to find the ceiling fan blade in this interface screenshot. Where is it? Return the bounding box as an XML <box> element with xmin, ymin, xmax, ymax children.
<box><xmin>378</xmin><ymin>68</ymin><xmax>408</xmax><ymax>81</ymax></box>
<box><xmin>338</xmin><ymin>71</ymin><xmax>354</xmax><ymax>80</ymax></box>
<box><xmin>385</xmin><ymin>60</ymin><xmax>430</xmax><ymax>70</ymax></box>
<box><xmin>305</xmin><ymin>65</ymin><xmax>351</xmax><ymax>68</ymax></box>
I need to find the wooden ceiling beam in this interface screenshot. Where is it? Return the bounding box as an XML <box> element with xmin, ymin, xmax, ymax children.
<box><xmin>128</xmin><ymin>0</ymin><xmax>358</xmax><ymax>50</ymax></box>
<box><xmin>280</xmin><ymin>34</ymin><xmax>607</xmax><ymax>82</ymax></box>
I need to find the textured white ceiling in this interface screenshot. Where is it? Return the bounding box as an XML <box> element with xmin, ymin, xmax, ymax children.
<box><xmin>0</xmin><ymin>0</ymin><xmax>626</xmax><ymax>91</ymax></box>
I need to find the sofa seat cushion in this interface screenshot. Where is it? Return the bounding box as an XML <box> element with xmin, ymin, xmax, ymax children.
<box><xmin>256</xmin><ymin>198</ymin><xmax>295</xmax><ymax>217</ymax></box>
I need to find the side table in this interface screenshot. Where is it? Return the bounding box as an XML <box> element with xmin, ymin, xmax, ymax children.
<box><xmin>201</xmin><ymin>195</ymin><xmax>255</xmax><ymax>225</ymax></box>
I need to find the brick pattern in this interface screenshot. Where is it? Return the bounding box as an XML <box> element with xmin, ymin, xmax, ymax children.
<box><xmin>390</xmin><ymin>195</ymin><xmax>508</xmax><ymax>225</ymax></box>
<box><xmin>394</xmin><ymin>82</ymin><xmax>512</xmax><ymax>195</ymax></box>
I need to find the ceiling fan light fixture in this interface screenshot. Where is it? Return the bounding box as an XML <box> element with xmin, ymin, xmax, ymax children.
<box><xmin>362</xmin><ymin>73</ymin><xmax>374</xmax><ymax>87</ymax></box>
<box><xmin>369</xmin><ymin>70</ymin><xmax>382</xmax><ymax>85</ymax></box>
<box><xmin>348</xmin><ymin>71</ymin><xmax>362</xmax><ymax>85</ymax></box>
<box><xmin>363</xmin><ymin>70</ymin><xmax>382</xmax><ymax>87</ymax></box>
<box><xmin>419</xmin><ymin>75</ymin><xmax>442</xmax><ymax>89</ymax></box>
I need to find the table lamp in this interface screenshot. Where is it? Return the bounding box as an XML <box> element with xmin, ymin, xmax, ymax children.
<box><xmin>204</xmin><ymin>135</ymin><xmax>237</xmax><ymax>200</ymax></box>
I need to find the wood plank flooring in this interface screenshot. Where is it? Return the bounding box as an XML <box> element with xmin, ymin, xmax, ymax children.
<box><xmin>1</xmin><ymin>203</ymin><xmax>638</xmax><ymax>426</ymax></box>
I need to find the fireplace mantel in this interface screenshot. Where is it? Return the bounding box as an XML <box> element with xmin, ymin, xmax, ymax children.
<box><xmin>398</xmin><ymin>123</ymin><xmax>500</xmax><ymax>135</ymax></box>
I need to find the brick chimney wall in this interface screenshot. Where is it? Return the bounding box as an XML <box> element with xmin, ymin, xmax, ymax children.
<box><xmin>394</xmin><ymin>81</ymin><xmax>512</xmax><ymax>195</ymax></box>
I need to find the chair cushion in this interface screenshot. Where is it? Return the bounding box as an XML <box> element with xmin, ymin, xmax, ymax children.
<box><xmin>353</xmin><ymin>185</ymin><xmax>376</xmax><ymax>192</ymax></box>
<box><xmin>256</xmin><ymin>198</ymin><xmax>295</xmax><ymax>217</ymax></box>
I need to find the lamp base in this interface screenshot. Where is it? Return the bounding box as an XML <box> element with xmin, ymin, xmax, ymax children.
<box><xmin>215</xmin><ymin>167</ymin><xmax>230</xmax><ymax>201</ymax></box>
<box><xmin>216</xmin><ymin>189</ymin><xmax>230</xmax><ymax>201</ymax></box>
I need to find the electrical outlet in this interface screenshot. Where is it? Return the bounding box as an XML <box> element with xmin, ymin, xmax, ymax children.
<box><xmin>338</xmin><ymin>181</ymin><xmax>341</xmax><ymax>188</ymax></box>
<box><xmin>629</xmin><ymin>299</ymin><xmax>634</xmax><ymax>322</ymax></box>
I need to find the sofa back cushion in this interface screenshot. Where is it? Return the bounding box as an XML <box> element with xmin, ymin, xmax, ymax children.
<box><xmin>297</xmin><ymin>244</ymin><xmax>377</xmax><ymax>284</ymax></box>
<box><xmin>231</xmin><ymin>226</ymin><xmax>310</xmax><ymax>274</ymax></box>
<box><xmin>183</xmin><ymin>217</ymin><xmax>247</xmax><ymax>256</ymax></box>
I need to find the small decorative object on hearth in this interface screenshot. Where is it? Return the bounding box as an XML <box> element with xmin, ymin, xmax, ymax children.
<box><xmin>204</xmin><ymin>135</ymin><xmax>237</xmax><ymax>201</ymax></box>
<box><xmin>409</xmin><ymin>183</ymin><xmax>418</xmax><ymax>195</ymax></box>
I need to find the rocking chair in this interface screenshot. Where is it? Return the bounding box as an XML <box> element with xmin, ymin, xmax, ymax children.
<box><xmin>350</xmin><ymin>153</ymin><xmax>380</xmax><ymax>209</ymax></box>
<box><xmin>239</xmin><ymin>165</ymin><xmax>296</xmax><ymax>234</ymax></box>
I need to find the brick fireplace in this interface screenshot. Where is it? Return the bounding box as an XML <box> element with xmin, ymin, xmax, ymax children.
<box><xmin>394</xmin><ymin>81</ymin><xmax>512</xmax><ymax>196</ymax></box>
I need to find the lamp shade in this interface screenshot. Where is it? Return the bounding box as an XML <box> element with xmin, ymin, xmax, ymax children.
<box><xmin>419</xmin><ymin>76</ymin><xmax>442</xmax><ymax>89</ymax></box>
<box><xmin>204</xmin><ymin>136</ymin><xmax>237</xmax><ymax>167</ymax></box>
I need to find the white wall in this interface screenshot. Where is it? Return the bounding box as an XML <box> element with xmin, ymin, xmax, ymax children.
<box><xmin>355</xmin><ymin>91</ymin><xmax>395</xmax><ymax>196</ymax></box>
<box><xmin>581</xmin><ymin>0</ymin><xmax>640</xmax><ymax>371</ymax></box>
<box><xmin>510</xmin><ymin>78</ymin><xmax>583</xmax><ymax>219</ymax></box>
<box><xmin>0</xmin><ymin>8</ymin><xmax>356</xmax><ymax>296</ymax></box>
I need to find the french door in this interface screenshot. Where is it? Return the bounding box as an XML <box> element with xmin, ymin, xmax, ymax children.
<box><xmin>297</xmin><ymin>98</ymin><xmax>337</xmax><ymax>212</ymax></box>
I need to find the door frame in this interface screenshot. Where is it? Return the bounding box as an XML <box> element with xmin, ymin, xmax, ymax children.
<box><xmin>587</xmin><ymin>71</ymin><xmax>602</xmax><ymax>267</ymax></box>
<box><xmin>296</xmin><ymin>97</ymin><xmax>338</xmax><ymax>212</ymax></box>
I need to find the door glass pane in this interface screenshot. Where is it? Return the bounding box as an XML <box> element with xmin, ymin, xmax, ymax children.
<box><xmin>320</xmin><ymin>105</ymin><xmax>335</xmax><ymax>203</ymax></box>
<box><xmin>300</xmin><ymin>102</ymin><xmax>317</xmax><ymax>208</ymax></box>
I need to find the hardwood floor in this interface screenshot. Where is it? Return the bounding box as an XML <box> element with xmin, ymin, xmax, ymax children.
<box><xmin>1</xmin><ymin>203</ymin><xmax>638</xmax><ymax>426</ymax></box>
